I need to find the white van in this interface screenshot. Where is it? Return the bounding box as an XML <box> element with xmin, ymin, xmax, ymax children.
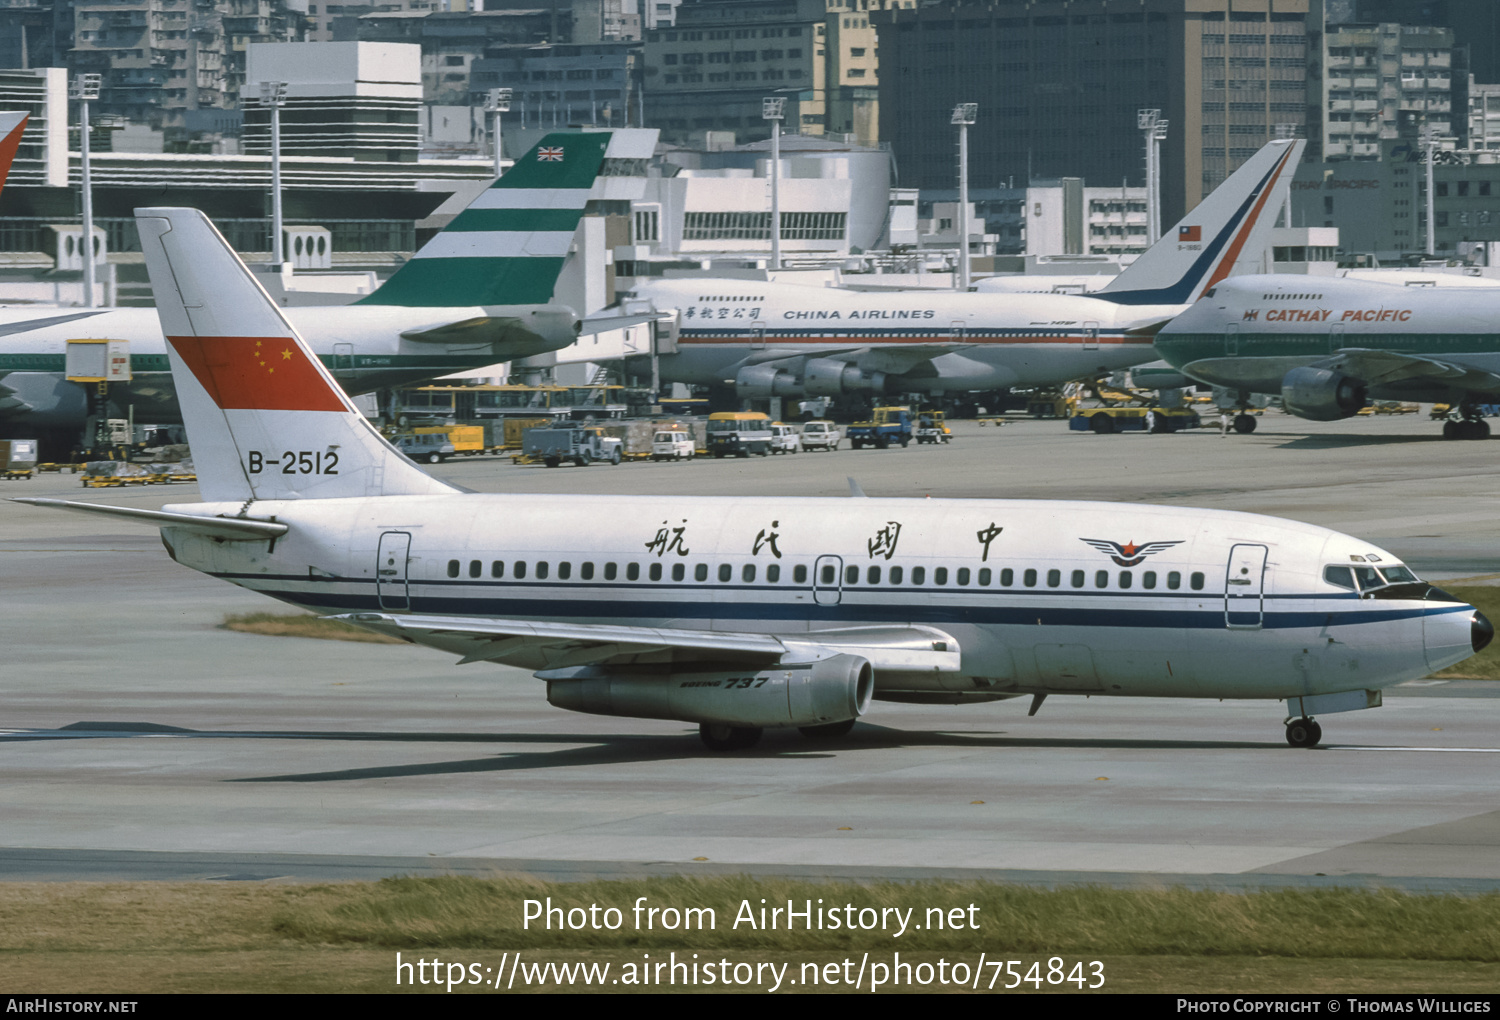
<box><xmin>799</xmin><ymin>420</ymin><xmax>840</xmax><ymax>451</ymax></box>
<box><xmin>652</xmin><ymin>430</ymin><xmax>695</xmax><ymax>461</ymax></box>
<box><xmin>770</xmin><ymin>423</ymin><xmax>801</xmax><ymax>454</ymax></box>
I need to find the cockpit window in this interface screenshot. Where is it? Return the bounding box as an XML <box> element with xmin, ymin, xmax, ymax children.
<box><xmin>1203</xmin><ymin>287</ymin><xmax>1216</xmax><ymax>298</ymax></box>
<box><xmin>1323</xmin><ymin>565</ymin><xmax>1356</xmax><ymax>590</ymax></box>
<box><xmin>1379</xmin><ymin>565</ymin><xmax>1417</xmax><ymax>584</ymax></box>
<box><xmin>1353</xmin><ymin>566</ymin><xmax>1384</xmax><ymax>591</ymax></box>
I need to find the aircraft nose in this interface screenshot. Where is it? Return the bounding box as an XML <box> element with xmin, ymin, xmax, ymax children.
<box><xmin>1473</xmin><ymin>610</ymin><xmax>1494</xmax><ymax>654</ymax></box>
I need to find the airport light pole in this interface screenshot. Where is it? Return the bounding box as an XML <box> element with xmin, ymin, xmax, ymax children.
<box><xmin>70</xmin><ymin>73</ymin><xmax>101</xmax><ymax>307</ymax></box>
<box><xmin>952</xmin><ymin>103</ymin><xmax>977</xmax><ymax>291</ymax></box>
<box><xmin>1138</xmin><ymin>109</ymin><xmax>1168</xmax><ymax>246</ymax></box>
<box><xmin>256</xmin><ymin>81</ymin><xmax>288</xmax><ymax>266</ymax></box>
<box><xmin>1422</xmin><ymin>121</ymin><xmax>1438</xmax><ymax>257</ymax></box>
<box><xmin>762</xmin><ymin>97</ymin><xmax>785</xmax><ymax>270</ymax></box>
<box><xmin>485</xmin><ymin>88</ymin><xmax>512</xmax><ymax>178</ymax></box>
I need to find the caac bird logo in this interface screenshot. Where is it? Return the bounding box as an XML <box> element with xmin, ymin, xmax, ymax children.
<box><xmin>1080</xmin><ymin>538</ymin><xmax>1183</xmax><ymax>567</ymax></box>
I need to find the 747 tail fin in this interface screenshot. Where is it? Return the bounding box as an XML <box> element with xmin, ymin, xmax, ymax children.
<box><xmin>136</xmin><ymin>207</ymin><xmax>457</xmax><ymax>504</ymax></box>
<box><xmin>1099</xmin><ymin>138</ymin><xmax>1304</xmax><ymax>306</ymax></box>
<box><xmin>357</xmin><ymin>129</ymin><xmax>646</xmax><ymax>309</ymax></box>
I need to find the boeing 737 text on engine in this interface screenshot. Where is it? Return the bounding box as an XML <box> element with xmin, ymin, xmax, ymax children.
<box><xmin>16</xmin><ymin>208</ymin><xmax>1491</xmax><ymax>751</ymax></box>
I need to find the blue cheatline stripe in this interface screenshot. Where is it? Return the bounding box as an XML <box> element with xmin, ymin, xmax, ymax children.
<box><xmin>217</xmin><ymin>577</ymin><xmax>1448</xmax><ymax>631</ymax></box>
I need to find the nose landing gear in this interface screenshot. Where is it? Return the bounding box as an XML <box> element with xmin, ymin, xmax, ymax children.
<box><xmin>1284</xmin><ymin>716</ymin><xmax>1322</xmax><ymax>748</ymax></box>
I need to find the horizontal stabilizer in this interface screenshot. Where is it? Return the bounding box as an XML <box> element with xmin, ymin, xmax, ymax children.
<box><xmin>12</xmin><ymin>497</ymin><xmax>287</xmax><ymax>541</ymax></box>
<box><xmin>337</xmin><ymin>613</ymin><xmax>961</xmax><ymax>674</ymax></box>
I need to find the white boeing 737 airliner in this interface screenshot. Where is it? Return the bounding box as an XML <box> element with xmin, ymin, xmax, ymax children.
<box><xmin>16</xmin><ymin>208</ymin><xmax>1491</xmax><ymax>751</ymax></box>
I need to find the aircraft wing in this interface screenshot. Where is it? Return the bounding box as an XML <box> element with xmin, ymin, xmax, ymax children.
<box><xmin>399</xmin><ymin>310</ymin><xmax>580</xmax><ymax>360</ymax></box>
<box><xmin>743</xmin><ymin>344</ymin><xmax>974</xmax><ymax>375</ymax></box>
<box><xmin>1324</xmin><ymin>348</ymin><xmax>1500</xmax><ymax>394</ymax></box>
<box><xmin>337</xmin><ymin>612</ymin><xmax>962</xmax><ymax>674</ymax></box>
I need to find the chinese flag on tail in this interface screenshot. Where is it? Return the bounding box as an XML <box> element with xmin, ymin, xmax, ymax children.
<box><xmin>1178</xmin><ymin>225</ymin><xmax>1202</xmax><ymax>242</ymax></box>
<box><xmin>167</xmin><ymin>335</ymin><xmax>347</xmax><ymax>412</ymax></box>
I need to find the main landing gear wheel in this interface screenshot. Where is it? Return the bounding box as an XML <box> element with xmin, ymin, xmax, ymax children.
<box><xmin>1285</xmin><ymin>717</ymin><xmax>1322</xmax><ymax>748</ymax></box>
<box><xmin>1444</xmin><ymin>418</ymin><xmax>1490</xmax><ymax>440</ymax></box>
<box><xmin>699</xmin><ymin>722</ymin><xmax>763</xmax><ymax>751</ymax></box>
<box><xmin>1233</xmin><ymin>414</ymin><xmax>1257</xmax><ymax>434</ymax></box>
<box><xmin>798</xmin><ymin>719</ymin><xmax>857</xmax><ymax>739</ymax></box>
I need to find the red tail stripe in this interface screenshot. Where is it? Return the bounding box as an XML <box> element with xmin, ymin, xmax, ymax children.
<box><xmin>167</xmin><ymin>335</ymin><xmax>346</xmax><ymax>412</ymax></box>
<box><xmin>0</xmin><ymin>114</ymin><xmax>28</xmax><ymax>192</ymax></box>
<box><xmin>1203</xmin><ymin>147</ymin><xmax>1294</xmax><ymax>294</ymax></box>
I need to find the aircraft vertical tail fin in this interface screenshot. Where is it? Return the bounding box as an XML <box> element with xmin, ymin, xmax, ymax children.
<box><xmin>0</xmin><ymin>112</ymin><xmax>30</xmax><ymax>194</ymax></box>
<box><xmin>356</xmin><ymin>130</ymin><xmax>630</xmax><ymax>309</ymax></box>
<box><xmin>135</xmin><ymin>207</ymin><xmax>458</xmax><ymax>504</ymax></box>
<box><xmin>1099</xmin><ymin>138</ymin><xmax>1304</xmax><ymax>306</ymax></box>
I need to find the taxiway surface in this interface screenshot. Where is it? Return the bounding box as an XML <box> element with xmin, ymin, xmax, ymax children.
<box><xmin>3</xmin><ymin>413</ymin><xmax>1497</xmax><ymax>886</ymax></box>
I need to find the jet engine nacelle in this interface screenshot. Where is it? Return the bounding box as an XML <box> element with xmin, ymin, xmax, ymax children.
<box><xmin>735</xmin><ymin>364</ymin><xmax>802</xmax><ymax>400</ymax></box>
<box><xmin>1280</xmin><ymin>366</ymin><xmax>1367</xmax><ymax>422</ymax></box>
<box><xmin>803</xmin><ymin>358</ymin><xmax>886</xmax><ymax>395</ymax></box>
<box><xmin>546</xmin><ymin>653</ymin><xmax>874</xmax><ymax>729</ymax></box>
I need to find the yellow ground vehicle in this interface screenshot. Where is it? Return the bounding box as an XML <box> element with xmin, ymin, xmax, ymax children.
<box><xmin>706</xmin><ymin>412</ymin><xmax>772</xmax><ymax>457</ymax></box>
<box><xmin>914</xmin><ymin>411</ymin><xmax>952</xmax><ymax>444</ymax></box>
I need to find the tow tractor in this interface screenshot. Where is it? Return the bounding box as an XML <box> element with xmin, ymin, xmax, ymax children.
<box><xmin>914</xmin><ymin>411</ymin><xmax>952</xmax><ymax>444</ymax></box>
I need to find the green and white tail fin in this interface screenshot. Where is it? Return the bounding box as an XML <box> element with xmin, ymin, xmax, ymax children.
<box><xmin>357</xmin><ymin>130</ymin><xmax>641</xmax><ymax>309</ymax></box>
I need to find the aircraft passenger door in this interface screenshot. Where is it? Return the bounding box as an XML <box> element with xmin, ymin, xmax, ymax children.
<box><xmin>813</xmin><ymin>554</ymin><xmax>843</xmax><ymax>605</ymax></box>
<box><xmin>377</xmin><ymin>531</ymin><xmax>412</xmax><ymax>612</ymax></box>
<box><xmin>951</xmin><ymin>319</ymin><xmax>967</xmax><ymax>342</ymax></box>
<box><xmin>1082</xmin><ymin>320</ymin><xmax>1100</xmax><ymax>351</ymax></box>
<box><xmin>751</xmin><ymin>320</ymin><xmax>767</xmax><ymax>351</ymax></box>
<box><xmin>1225</xmin><ymin>543</ymin><xmax>1268</xmax><ymax>630</ymax></box>
<box><xmin>1224</xmin><ymin>322</ymin><xmax>1240</xmax><ymax>357</ymax></box>
<box><xmin>1328</xmin><ymin>323</ymin><xmax>1346</xmax><ymax>355</ymax></box>
<box><xmin>332</xmin><ymin>343</ymin><xmax>354</xmax><ymax>377</ymax></box>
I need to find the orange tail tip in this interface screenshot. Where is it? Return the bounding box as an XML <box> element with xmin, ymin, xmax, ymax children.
<box><xmin>166</xmin><ymin>334</ymin><xmax>347</xmax><ymax>412</ymax></box>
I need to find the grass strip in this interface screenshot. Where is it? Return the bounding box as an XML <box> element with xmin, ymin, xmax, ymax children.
<box><xmin>221</xmin><ymin>611</ymin><xmax>403</xmax><ymax>644</ymax></box>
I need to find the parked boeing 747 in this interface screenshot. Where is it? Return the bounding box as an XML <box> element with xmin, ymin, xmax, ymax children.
<box><xmin>16</xmin><ymin>207</ymin><xmax>1490</xmax><ymax>751</ymax></box>
<box><xmin>608</xmin><ymin>140</ymin><xmax>1303</xmax><ymax>401</ymax></box>
<box><xmin>1156</xmin><ymin>274</ymin><xmax>1500</xmax><ymax>439</ymax></box>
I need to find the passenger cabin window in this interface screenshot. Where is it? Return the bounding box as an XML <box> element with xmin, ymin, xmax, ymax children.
<box><xmin>674</xmin><ymin>564</ymin><xmax>687</xmax><ymax>582</ymax></box>
<box><xmin>719</xmin><ymin>564</ymin><xmax>732</xmax><ymax>582</ymax></box>
<box><xmin>626</xmin><ymin>562</ymin><xmax>639</xmax><ymax>581</ymax></box>
<box><xmin>934</xmin><ymin>567</ymin><xmax>948</xmax><ymax>585</ymax></box>
<box><xmin>492</xmin><ymin>561</ymin><xmax>504</xmax><ymax>578</ymax></box>
<box><xmin>957</xmin><ymin>568</ymin><xmax>970</xmax><ymax>585</ymax></box>
<box><xmin>1142</xmin><ymin>571</ymin><xmax>1155</xmax><ymax>589</ymax></box>
<box><xmin>447</xmin><ymin>559</ymin><xmax>460</xmax><ymax>578</ymax></box>
<box><xmin>794</xmin><ymin>565</ymin><xmax>808</xmax><ymax>584</ymax></box>
<box><xmin>845</xmin><ymin>565</ymin><xmax>858</xmax><ymax>585</ymax></box>
<box><xmin>1095</xmin><ymin>570</ymin><xmax>1108</xmax><ymax>589</ymax></box>
<box><xmin>580</xmin><ymin>562</ymin><xmax>593</xmax><ymax>580</ymax></box>
<box><xmin>1001</xmin><ymin>568</ymin><xmax>1014</xmax><ymax>586</ymax></box>
<box><xmin>821</xmin><ymin>564</ymin><xmax>837</xmax><ymax>584</ymax></box>
<box><xmin>889</xmin><ymin>565</ymin><xmax>903</xmax><ymax>584</ymax></box>
<box><xmin>603</xmin><ymin>562</ymin><xmax>616</xmax><ymax>580</ymax></box>
<box><xmin>469</xmin><ymin>560</ymin><xmax>481</xmax><ymax>578</ymax></box>
<box><xmin>1067</xmin><ymin>570</ymin><xmax>1081</xmax><ymax>588</ymax></box>
<box><xmin>514</xmin><ymin>561</ymin><xmax>527</xmax><ymax>579</ymax></box>
<box><xmin>1119</xmin><ymin>571</ymin><xmax>1132</xmax><ymax>589</ymax></box>
<box><xmin>692</xmin><ymin>563</ymin><xmax>706</xmax><ymax>581</ymax></box>
<box><xmin>649</xmin><ymin>563</ymin><xmax>662</xmax><ymax>581</ymax></box>
<box><xmin>978</xmin><ymin>568</ymin><xmax>990</xmax><ymax>586</ymax></box>
<box><xmin>743</xmin><ymin>564</ymin><xmax>756</xmax><ymax>582</ymax></box>
<box><xmin>1024</xmin><ymin>569</ymin><xmax>1037</xmax><ymax>587</ymax></box>
<box><xmin>1167</xmin><ymin>571</ymin><xmax>1181</xmax><ymax>589</ymax></box>
<box><xmin>867</xmin><ymin>566</ymin><xmax>881</xmax><ymax>584</ymax></box>
<box><xmin>767</xmin><ymin>564</ymin><xmax>780</xmax><ymax>583</ymax></box>
<box><xmin>912</xmin><ymin>566</ymin><xmax>926</xmax><ymax>585</ymax></box>
<box><xmin>536</xmin><ymin>561</ymin><xmax>549</xmax><ymax>580</ymax></box>
<box><xmin>1190</xmin><ymin>571</ymin><xmax>1205</xmax><ymax>591</ymax></box>
<box><xmin>558</xmin><ymin>562</ymin><xmax>571</xmax><ymax>580</ymax></box>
